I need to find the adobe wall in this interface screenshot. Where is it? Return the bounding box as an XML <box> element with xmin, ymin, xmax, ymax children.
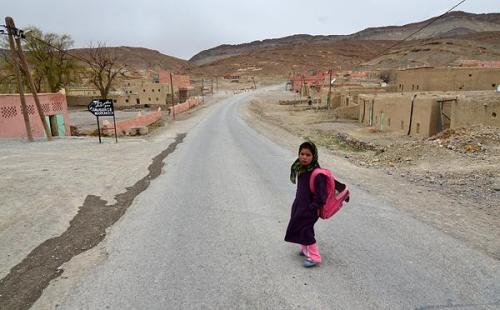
<box><xmin>334</xmin><ymin>105</ymin><xmax>360</xmax><ymax>120</ymax></box>
<box><xmin>358</xmin><ymin>93</ymin><xmax>441</xmax><ymax>138</ymax></box>
<box><xmin>396</xmin><ymin>68</ymin><xmax>500</xmax><ymax>92</ymax></box>
<box><xmin>102</xmin><ymin>108</ymin><xmax>162</xmax><ymax>136</ymax></box>
<box><xmin>450</xmin><ymin>93</ymin><xmax>500</xmax><ymax>128</ymax></box>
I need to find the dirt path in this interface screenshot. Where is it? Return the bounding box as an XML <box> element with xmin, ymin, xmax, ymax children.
<box><xmin>240</xmin><ymin>88</ymin><xmax>500</xmax><ymax>260</ymax></box>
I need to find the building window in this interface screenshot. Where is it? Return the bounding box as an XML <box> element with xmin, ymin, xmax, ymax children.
<box><xmin>493</xmin><ymin>84</ymin><xmax>497</xmax><ymax>88</ymax></box>
<box><xmin>158</xmin><ymin>89</ymin><xmax>161</xmax><ymax>92</ymax></box>
<box><xmin>388</xmin><ymin>118</ymin><xmax>391</xmax><ymax>127</ymax></box>
<box><xmin>152</xmin><ymin>89</ymin><xmax>155</xmax><ymax>92</ymax></box>
<box><xmin>128</xmin><ymin>82</ymin><xmax>130</xmax><ymax>86</ymax></box>
<box><xmin>148</xmin><ymin>98</ymin><xmax>151</xmax><ymax>101</ymax></box>
<box><xmin>417</xmin><ymin>85</ymin><xmax>419</xmax><ymax>90</ymax></box>
<box><xmin>136</xmin><ymin>98</ymin><xmax>140</xmax><ymax>104</ymax></box>
<box><xmin>143</xmin><ymin>89</ymin><xmax>146</xmax><ymax>92</ymax></box>
<box><xmin>492</xmin><ymin>112</ymin><xmax>497</xmax><ymax>118</ymax></box>
<box><xmin>469</xmin><ymin>74</ymin><xmax>472</xmax><ymax>77</ymax></box>
<box><xmin>125</xmin><ymin>99</ymin><xmax>129</xmax><ymax>103</ymax></box>
<box><xmin>416</xmin><ymin>123</ymin><xmax>420</xmax><ymax>134</ymax></box>
<box><xmin>156</xmin><ymin>98</ymin><xmax>159</xmax><ymax>101</ymax></box>
<box><xmin>401</xmin><ymin>121</ymin><xmax>404</xmax><ymax>130</ymax></box>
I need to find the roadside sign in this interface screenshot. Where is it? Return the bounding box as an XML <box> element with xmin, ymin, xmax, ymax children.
<box><xmin>88</xmin><ymin>99</ymin><xmax>118</xmax><ymax>144</ymax></box>
<box><xmin>88</xmin><ymin>99</ymin><xmax>114</xmax><ymax>116</ymax></box>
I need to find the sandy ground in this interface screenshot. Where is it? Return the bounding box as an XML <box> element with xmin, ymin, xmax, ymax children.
<box><xmin>0</xmin><ymin>94</ymin><xmax>226</xmax><ymax>282</ymax></box>
<box><xmin>240</xmin><ymin>87</ymin><xmax>499</xmax><ymax>260</ymax></box>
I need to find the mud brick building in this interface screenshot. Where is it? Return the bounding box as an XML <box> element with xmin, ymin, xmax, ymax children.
<box><xmin>0</xmin><ymin>91</ymin><xmax>70</xmax><ymax>139</ymax></box>
<box><xmin>395</xmin><ymin>67</ymin><xmax>500</xmax><ymax>92</ymax></box>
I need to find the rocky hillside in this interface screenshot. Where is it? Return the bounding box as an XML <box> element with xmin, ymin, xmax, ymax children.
<box><xmin>188</xmin><ymin>40</ymin><xmax>393</xmax><ymax>77</ymax></box>
<box><xmin>350</xmin><ymin>11</ymin><xmax>500</xmax><ymax>40</ymax></box>
<box><xmin>189</xmin><ymin>11</ymin><xmax>500</xmax><ymax>76</ymax></box>
<box><xmin>361</xmin><ymin>31</ymin><xmax>500</xmax><ymax>70</ymax></box>
<box><xmin>71</xmin><ymin>46</ymin><xmax>192</xmax><ymax>73</ymax></box>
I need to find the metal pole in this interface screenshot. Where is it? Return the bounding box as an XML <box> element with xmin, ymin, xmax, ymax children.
<box><xmin>96</xmin><ymin>116</ymin><xmax>102</xmax><ymax>143</ymax></box>
<box><xmin>112</xmin><ymin>113</ymin><xmax>118</xmax><ymax>143</ymax></box>
<box><xmin>327</xmin><ymin>69</ymin><xmax>333</xmax><ymax>110</ymax></box>
<box><xmin>5</xmin><ymin>17</ymin><xmax>33</xmax><ymax>142</ymax></box>
<box><xmin>201</xmin><ymin>79</ymin><xmax>205</xmax><ymax>104</ymax></box>
<box><xmin>169</xmin><ymin>72</ymin><xmax>175</xmax><ymax>120</ymax></box>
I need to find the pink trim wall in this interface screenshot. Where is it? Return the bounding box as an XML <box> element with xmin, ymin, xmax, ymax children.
<box><xmin>168</xmin><ymin>96</ymin><xmax>202</xmax><ymax>115</ymax></box>
<box><xmin>0</xmin><ymin>92</ymin><xmax>70</xmax><ymax>139</ymax></box>
<box><xmin>102</xmin><ymin>108</ymin><xmax>162</xmax><ymax>135</ymax></box>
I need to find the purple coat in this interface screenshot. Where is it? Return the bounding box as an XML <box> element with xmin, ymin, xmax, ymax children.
<box><xmin>284</xmin><ymin>171</ymin><xmax>327</xmax><ymax>245</ymax></box>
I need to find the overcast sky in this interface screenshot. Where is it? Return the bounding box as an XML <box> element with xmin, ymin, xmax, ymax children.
<box><xmin>2</xmin><ymin>0</ymin><xmax>498</xmax><ymax>60</ymax></box>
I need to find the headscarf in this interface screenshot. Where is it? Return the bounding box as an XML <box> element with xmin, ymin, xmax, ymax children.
<box><xmin>290</xmin><ymin>141</ymin><xmax>320</xmax><ymax>184</ymax></box>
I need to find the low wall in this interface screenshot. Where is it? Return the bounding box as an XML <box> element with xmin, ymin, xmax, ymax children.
<box><xmin>102</xmin><ymin>108</ymin><xmax>162</xmax><ymax>136</ymax></box>
<box><xmin>334</xmin><ymin>105</ymin><xmax>360</xmax><ymax>120</ymax></box>
<box><xmin>451</xmin><ymin>93</ymin><xmax>500</xmax><ymax>128</ymax></box>
<box><xmin>67</xmin><ymin>95</ymin><xmax>94</xmax><ymax>107</ymax></box>
<box><xmin>168</xmin><ymin>96</ymin><xmax>202</xmax><ymax>115</ymax></box>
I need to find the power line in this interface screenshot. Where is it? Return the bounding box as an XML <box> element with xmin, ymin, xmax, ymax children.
<box><xmin>368</xmin><ymin>0</ymin><xmax>467</xmax><ymax>62</ymax></box>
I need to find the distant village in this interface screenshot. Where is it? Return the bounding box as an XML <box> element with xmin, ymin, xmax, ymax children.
<box><xmin>287</xmin><ymin>60</ymin><xmax>500</xmax><ymax>138</ymax></box>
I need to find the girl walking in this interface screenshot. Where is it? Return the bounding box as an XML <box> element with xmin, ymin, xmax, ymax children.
<box><xmin>285</xmin><ymin>141</ymin><xmax>327</xmax><ymax>268</ymax></box>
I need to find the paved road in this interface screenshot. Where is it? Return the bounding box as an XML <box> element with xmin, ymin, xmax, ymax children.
<box><xmin>59</xmin><ymin>91</ymin><xmax>500</xmax><ymax>309</ymax></box>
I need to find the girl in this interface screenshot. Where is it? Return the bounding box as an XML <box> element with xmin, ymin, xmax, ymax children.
<box><xmin>285</xmin><ymin>141</ymin><xmax>327</xmax><ymax>268</ymax></box>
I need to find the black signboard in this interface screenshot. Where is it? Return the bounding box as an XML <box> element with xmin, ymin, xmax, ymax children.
<box><xmin>88</xmin><ymin>99</ymin><xmax>117</xmax><ymax>143</ymax></box>
<box><xmin>88</xmin><ymin>99</ymin><xmax>115</xmax><ymax>116</ymax></box>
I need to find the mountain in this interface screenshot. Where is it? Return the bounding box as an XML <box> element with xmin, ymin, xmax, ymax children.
<box><xmin>360</xmin><ymin>31</ymin><xmax>500</xmax><ymax>70</ymax></box>
<box><xmin>188</xmin><ymin>11</ymin><xmax>500</xmax><ymax>75</ymax></box>
<box><xmin>71</xmin><ymin>46</ymin><xmax>192</xmax><ymax>73</ymax></box>
<box><xmin>350</xmin><ymin>11</ymin><xmax>500</xmax><ymax>40</ymax></box>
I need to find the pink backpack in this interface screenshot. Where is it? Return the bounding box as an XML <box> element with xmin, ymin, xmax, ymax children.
<box><xmin>310</xmin><ymin>168</ymin><xmax>350</xmax><ymax>219</ymax></box>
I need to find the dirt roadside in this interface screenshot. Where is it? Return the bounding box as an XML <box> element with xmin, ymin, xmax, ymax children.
<box><xmin>240</xmin><ymin>88</ymin><xmax>499</xmax><ymax>261</ymax></box>
<box><xmin>0</xmin><ymin>94</ymin><xmax>228</xmax><ymax>310</ymax></box>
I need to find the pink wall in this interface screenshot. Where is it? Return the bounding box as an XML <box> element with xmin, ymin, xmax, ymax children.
<box><xmin>102</xmin><ymin>108</ymin><xmax>162</xmax><ymax>135</ymax></box>
<box><xmin>168</xmin><ymin>96</ymin><xmax>202</xmax><ymax>115</ymax></box>
<box><xmin>0</xmin><ymin>92</ymin><xmax>70</xmax><ymax>139</ymax></box>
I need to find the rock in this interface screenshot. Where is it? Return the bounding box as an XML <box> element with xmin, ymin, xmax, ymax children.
<box><xmin>128</xmin><ymin>126</ymin><xmax>149</xmax><ymax>136</ymax></box>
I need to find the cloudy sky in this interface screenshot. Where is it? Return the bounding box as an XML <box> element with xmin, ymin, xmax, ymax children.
<box><xmin>2</xmin><ymin>0</ymin><xmax>498</xmax><ymax>60</ymax></box>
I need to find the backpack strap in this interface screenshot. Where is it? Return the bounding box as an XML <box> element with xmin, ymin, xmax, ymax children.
<box><xmin>310</xmin><ymin>168</ymin><xmax>330</xmax><ymax>194</ymax></box>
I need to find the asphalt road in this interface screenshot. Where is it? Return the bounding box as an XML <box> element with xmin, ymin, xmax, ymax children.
<box><xmin>59</xmin><ymin>91</ymin><xmax>500</xmax><ymax>309</ymax></box>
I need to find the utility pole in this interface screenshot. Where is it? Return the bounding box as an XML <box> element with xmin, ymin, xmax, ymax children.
<box><xmin>9</xmin><ymin>18</ymin><xmax>52</xmax><ymax>140</ymax></box>
<box><xmin>5</xmin><ymin>17</ymin><xmax>33</xmax><ymax>142</ymax></box>
<box><xmin>201</xmin><ymin>78</ymin><xmax>205</xmax><ymax>104</ymax></box>
<box><xmin>327</xmin><ymin>69</ymin><xmax>333</xmax><ymax>110</ymax></box>
<box><xmin>169</xmin><ymin>72</ymin><xmax>175</xmax><ymax>120</ymax></box>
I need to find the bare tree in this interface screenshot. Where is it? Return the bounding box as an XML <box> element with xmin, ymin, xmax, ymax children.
<box><xmin>379</xmin><ymin>70</ymin><xmax>395</xmax><ymax>84</ymax></box>
<box><xmin>86</xmin><ymin>42</ymin><xmax>127</xmax><ymax>99</ymax></box>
